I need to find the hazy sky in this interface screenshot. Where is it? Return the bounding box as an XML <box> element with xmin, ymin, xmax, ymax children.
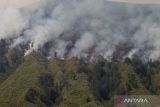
<box><xmin>110</xmin><ymin>0</ymin><xmax>160</xmax><ymax>4</ymax></box>
<box><xmin>0</xmin><ymin>0</ymin><xmax>40</xmax><ymax>10</ymax></box>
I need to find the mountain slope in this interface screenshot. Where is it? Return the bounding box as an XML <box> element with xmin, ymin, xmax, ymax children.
<box><xmin>0</xmin><ymin>53</ymin><xmax>49</xmax><ymax>107</ymax></box>
<box><xmin>0</xmin><ymin>53</ymin><xmax>160</xmax><ymax>107</ymax></box>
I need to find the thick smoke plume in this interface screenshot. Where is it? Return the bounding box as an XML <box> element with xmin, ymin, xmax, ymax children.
<box><xmin>1</xmin><ymin>0</ymin><xmax>160</xmax><ymax>60</ymax></box>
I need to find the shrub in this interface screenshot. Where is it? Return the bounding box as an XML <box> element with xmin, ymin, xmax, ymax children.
<box><xmin>25</xmin><ymin>89</ymin><xmax>38</xmax><ymax>104</ymax></box>
<box><xmin>39</xmin><ymin>73</ymin><xmax>54</xmax><ymax>87</ymax></box>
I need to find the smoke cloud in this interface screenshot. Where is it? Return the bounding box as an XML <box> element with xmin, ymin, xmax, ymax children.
<box><xmin>1</xmin><ymin>0</ymin><xmax>160</xmax><ymax>60</ymax></box>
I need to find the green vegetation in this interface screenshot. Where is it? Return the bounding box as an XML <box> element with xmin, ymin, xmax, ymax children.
<box><xmin>0</xmin><ymin>48</ymin><xmax>160</xmax><ymax>107</ymax></box>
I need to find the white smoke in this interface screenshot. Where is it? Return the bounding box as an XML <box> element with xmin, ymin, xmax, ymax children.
<box><xmin>71</xmin><ymin>32</ymin><xmax>96</xmax><ymax>57</ymax></box>
<box><xmin>1</xmin><ymin>0</ymin><xmax>160</xmax><ymax>60</ymax></box>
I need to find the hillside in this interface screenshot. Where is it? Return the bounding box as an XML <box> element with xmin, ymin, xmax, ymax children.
<box><xmin>0</xmin><ymin>49</ymin><xmax>160</xmax><ymax>107</ymax></box>
<box><xmin>1</xmin><ymin>1</ymin><xmax>160</xmax><ymax>107</ymax></box>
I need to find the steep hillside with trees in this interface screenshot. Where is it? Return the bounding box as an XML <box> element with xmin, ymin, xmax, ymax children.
<box><xmin>0</xmin><ymin>50</ymin><xmax>160</xmax><ymax>107</ymax></box>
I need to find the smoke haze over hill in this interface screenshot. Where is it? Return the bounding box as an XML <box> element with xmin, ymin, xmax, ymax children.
<box><xmin>1</xmin><ymin>0</ymin><xmax>160</xmax><ymax>60</ymax></box>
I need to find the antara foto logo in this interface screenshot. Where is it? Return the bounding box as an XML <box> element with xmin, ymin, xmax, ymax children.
<box><xmin>115</xmin><ymin>96</ymin><xmax>148</xmax><ymax>105</ymax></box>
